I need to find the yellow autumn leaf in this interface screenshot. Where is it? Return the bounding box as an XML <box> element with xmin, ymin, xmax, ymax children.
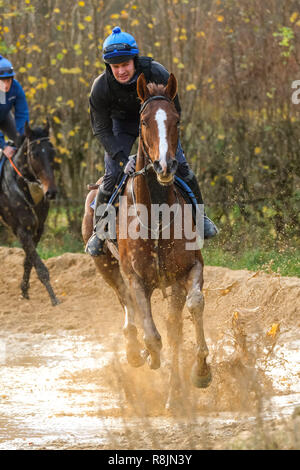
<box><xmin>266</xmin><ymin>323</ymin><xmax>280</xmax><ymax>338</ymax></box>
<box><xmin>84</xmin><ymin>15</ymin><xmax>92</xmax><ymax>22</ymax></box>
<box><xmin>19</xmin><ymin>67</ymin><xmax>27</xmax><ymax>73</ymax></box>
<box><xmin>53</xmin><ymin>8</ymin><xmax>60</xmax><ymax>13</ymax></box>
<box><xmin>53</xmin><ymin>116</ymin><xmax>61</xmax><ymax>124</ymax></box>
<box><xmin>66</xmin><ymin>99</ymin><xmax>75</xmax><ymax>108</ymax></box>
<box><xmin>217</xmin><ymin>15</ymin><xmax>224</xmax><ymax>22</ymax></box>
<box><xmin>28</xmin><ymin>76</ymin><xmax>37</xmax><ymax>84</ymax></box>
<box><xmin>186</xmin><ymin>83</ymin><xmax>197</xmax><ymax>91</ymax></box>
<box><xmin>226</xmin><ymin>175</ymin><xmax>233</xmax><ymax>183</ymax></box>
<box><xmin>254</xmin><ymin>146</ymin><xmax>262</xmax><ymax>155</ymax></box>
<box><xmin>290</xmin><ymin>12</ymin><xmax>298</xmax><ymax>23</ymax></box>
<box><xmin>78</xmin><ymin>1</ymin><xmax>85</xmax><ymax>6</ymax></box>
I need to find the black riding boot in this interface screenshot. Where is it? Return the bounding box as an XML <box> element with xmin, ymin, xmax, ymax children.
<box><xmin>85</xmin><ymin>189</ymin><xmax>111</xmax><ymax>257</ymax></box>
<box><xmin>184</xmin><ymin>172</ymin><xmax>218</xmax><ymax>239</ymax></box>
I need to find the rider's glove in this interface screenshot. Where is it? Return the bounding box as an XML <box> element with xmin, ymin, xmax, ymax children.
<box><xmin>124</xmin><ymin>154</ymin><xmax>137</xmax><ymax>175</ymax></box>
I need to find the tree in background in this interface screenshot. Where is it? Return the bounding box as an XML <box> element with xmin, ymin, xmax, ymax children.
<box><xmin>0</xmin><ymin>0</ymin><xmax>299</xmax><ymax>245</ymax></box>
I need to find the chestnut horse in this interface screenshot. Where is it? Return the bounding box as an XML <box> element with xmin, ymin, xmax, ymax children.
<box><xmin>82</xmin><ymin>73</ymin><xmax>211</xmax><ymax>404</ymax></box>
<box><xmin>0</xmin><ymin>121</ymin><xmax>59</xmax><ymax>306</ymax></box>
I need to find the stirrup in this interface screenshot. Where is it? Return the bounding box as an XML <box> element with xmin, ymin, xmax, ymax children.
<box><xmin>204</xmin><ymin>215</ymin><xmax>219</xmax><ymax>239</ymax></box>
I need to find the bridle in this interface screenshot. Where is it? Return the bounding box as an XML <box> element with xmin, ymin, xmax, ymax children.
<box><xmin>136</xmin><ymin>95</ymin><xmax>175</xmax><ymax>174</ymax></box>
<box><xmin>130</xmin><ymin>94</ymin><xmax>180</xmax><ymax>238</ymax></box>
<box><xmin>8</xmin><ymin>135</ymin><xmax>52</xmax><ymax>184</ymax></box>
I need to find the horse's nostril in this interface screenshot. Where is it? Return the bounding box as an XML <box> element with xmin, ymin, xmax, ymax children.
<box><xmin>46</xmin><ymin>190</ymin><xmax>57</xmax><ymax>200</ymax></box>
<box><xmin>153</xmin><ymin>160</ymin><xmax>162</xmax><ymax>173</ymax></box>
<box><xmin>169</xmin><ymin>159</ymin><xmax>178</xmax><ymax>173</ymax></box>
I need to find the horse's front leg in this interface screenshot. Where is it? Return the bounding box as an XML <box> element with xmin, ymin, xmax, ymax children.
<box><xmin>128</xmin><ymin>276</ymin><xmax>162</xmax><ymax>370</ymax></box>
<box><xmin>185</xmin><ymin>260</ymin><xmax>211</xmax><ymax>388</ymax></box>
<box><xmin>165</xmin><ymin>282</ymin><xmax>186</xmax><ymax>409</ymax></box>
<box><xmin>17</xmin><ymin>229</ymin><xmax>59</xmax><ymax>306</ymax></box>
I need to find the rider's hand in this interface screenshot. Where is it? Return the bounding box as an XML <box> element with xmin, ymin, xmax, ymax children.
<box><xmin>3</xmin><ymin>146</ymin><xmax>16</xmax><ymax>159</ymax></box>
<box><xmin>124</xmin><ymin>155</ymin><xmax>137</xmax><ymax>174</ymax></box>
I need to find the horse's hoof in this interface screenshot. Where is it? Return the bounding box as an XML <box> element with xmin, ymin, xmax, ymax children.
<box><xmin>126</xmin><ymin>348</ymin><xmax>146</xmax><ymax>368</ymax></box>
<box><xmin>51</xmin><ymin>297</ymin><xmax>61</xmax><ymax>307</ymax></box>
<box><xmin>147</xmin><ymin>354</ymin><xmax>161</xmax><ymax>370</ymax></box>
<box><xmin>21</xmin><ymin>293</ymin><xmax>30</xmax><ymax>300</ymax></box>
<box><xmin>191</xmin><ymin>364</ymin><xmax>212</xmax><ymax>388</ymax></box>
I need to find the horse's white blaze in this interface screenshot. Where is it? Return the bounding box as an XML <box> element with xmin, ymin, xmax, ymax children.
<box><xmin>155</xmin><ymin>108</ymin><xmax>168</xmax><ymax>168</ymax></box>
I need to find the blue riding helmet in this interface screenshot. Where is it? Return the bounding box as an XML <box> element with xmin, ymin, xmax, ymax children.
<box><xmin>0</xmin><ymin>55</ymin><xmax>15</xmax><ymax>78</ymax></box>
<box><xmin>103</xmin><ymin>26</ymin><xmax>139</xmax><ymax>64</ymax></box>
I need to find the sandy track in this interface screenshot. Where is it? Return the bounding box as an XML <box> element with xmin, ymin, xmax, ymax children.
<box><xmin>0</xmin><ymin>247</ymin><xmax>299</xmax><ymax>449</ymax></box>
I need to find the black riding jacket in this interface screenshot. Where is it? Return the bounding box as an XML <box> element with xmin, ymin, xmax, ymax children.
<box><xmin>89</xmin><ymin>56</ymin><xmax>181</xmax><ymax>158</ymax></box>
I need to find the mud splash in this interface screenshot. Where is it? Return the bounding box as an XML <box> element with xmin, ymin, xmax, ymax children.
<box><xmin>0</xmin><ymin>248</ymin><xmax>299</xmax><ymax>449</ymax></box>
<box><xmin>0</xmin><ymin>329</ymin><xmax>299</xmax><ymax>450</ymax></box>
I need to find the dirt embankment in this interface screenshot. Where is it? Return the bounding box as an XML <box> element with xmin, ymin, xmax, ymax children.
<box><xmin>1</xmin><ymin>246</ymin><xmax>298</xmax><ymax>340</ymax></box>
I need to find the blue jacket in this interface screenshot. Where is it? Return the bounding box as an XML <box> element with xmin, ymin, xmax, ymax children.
<box><xmin>0</xmin><ymin>79</ymin><xmax>29</xmax><ymax>149</ymax></box>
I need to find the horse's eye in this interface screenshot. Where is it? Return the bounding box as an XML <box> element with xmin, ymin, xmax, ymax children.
<box><xmin>141</xmin><ymin>120</ymin><xmax>147</xmax><ymax>127</ymax></box>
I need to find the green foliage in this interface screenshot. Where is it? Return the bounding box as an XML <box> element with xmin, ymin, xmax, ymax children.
<box><xmin>273</xmin><ymin>26</ymin><xmax>295</xmax><ymax>57</ymax></box>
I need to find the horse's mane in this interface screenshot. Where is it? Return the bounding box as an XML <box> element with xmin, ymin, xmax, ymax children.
<box><xmin>147</xmin><ymin>82</ymin><xmax>168</xmax><ymax>97</ymax></box>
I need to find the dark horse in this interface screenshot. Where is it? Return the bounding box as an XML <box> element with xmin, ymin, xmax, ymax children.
<box><xmin>0</xmin><ymin>120</ymin><xmax>59</xmax><ymax>306</ymax></box>
<box><xmin>82</xmin><ymin>73</ymin><xmax>211</xmax><ymax>405</ymax></box>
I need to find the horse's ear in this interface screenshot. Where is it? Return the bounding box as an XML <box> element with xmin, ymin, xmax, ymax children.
<box><xmin>165</xmin><ymin>73</ymin><xmax>178</xmax><ymax>101</ymax></box>
<box><xmin>137</xmin><ymin>73</ymin><xmax>150</xmax><ymax>102</ymax></box>
<box><xmin>24</xmin><ymin>121</ymin><xmax>33</xmax><ymax>138</ymax></box>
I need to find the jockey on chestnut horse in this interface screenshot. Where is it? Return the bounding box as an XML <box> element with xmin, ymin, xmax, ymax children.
<box><xmin>84</xmin><ymin>27</ymin><xmax>218</xmax><ymax>257</ymax></box>
<box><xmin>83</xmin><ymin>28</ymin><xmax>215</xmax><ymax>404</ymax></box>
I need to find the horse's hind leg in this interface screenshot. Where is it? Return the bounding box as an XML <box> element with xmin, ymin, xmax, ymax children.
<box><xmin>20</xmin><ymin>254</ymin><xmax>33</xmax><ymax>299</ymax></box>
<box><xmin>185</xmin><ymin>260</ymin><xmax>211</xmax><ymax>388</ymax></box>
<box><xmin>166</xmin><ymin>282</ymin><xmax>186</xmax><ymax>409</ymax></box>
<box><xmin>18</xmin><ymin>229</ymin><xmax>59</xmax><ymax>306</ymax></box>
